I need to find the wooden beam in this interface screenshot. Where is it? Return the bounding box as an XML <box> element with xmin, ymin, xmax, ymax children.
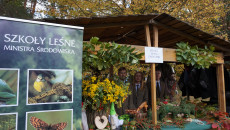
<box><xmin>216</xmin><ymin>64</ymin><xmax>226</xmax><ymax>112</ymax></box>
<box><xmin>144</xmin><ymin>24</ymin><xmax>158</xmax><ymax>125</ymax></box>
<box><xmin>93</xmin><ymin>43</ymin><xmax>224</xmax><ymax>63</ymax></box>
<box><xmin>84</xmin><ymin>21</ymin><xmax>149</xmax><ymax>29</ymax></box>
<box><xmin>125</xmin><ymin>45</ymin><xmax>224</xmax><ymax>64</ymax></box>
<box><xmin>150</xmin><ymin>20</ymin><xmax>230</xmax><ymax>52</ymax></box>
<box><xmin>153</xmin><ymin>26</ymin><xmax>158</xmax><ymax>47</ymax></box>
<box><xmin>145</xmin><ymin>25</ymin><xmax>151</xmax><ymax>47</ymax></box>
<box><xmin>224</xmin><ymin>52</ymin><xmax>230</xmax><ymax>56</ymax></box>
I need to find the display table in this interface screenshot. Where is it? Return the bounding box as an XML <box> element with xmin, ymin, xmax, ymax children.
<box><xmin>161</xmin><ymin>121</ymin><xmax>211</xmax><ymax>130</ymax></box>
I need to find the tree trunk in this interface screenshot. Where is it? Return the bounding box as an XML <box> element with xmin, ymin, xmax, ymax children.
<box><xmin>31</xmin><ymin>0</ymin><xmax>37</xmax><ymax>16</ymax></box>
<box><xmin>24</xmin><ymin>0</ymin><xmax>27</xmax><ymax>9</ymax></box>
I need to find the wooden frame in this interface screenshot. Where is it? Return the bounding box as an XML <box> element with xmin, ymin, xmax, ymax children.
<box><xmin>90</xmin><ymin>21</ymin><xmax>226</xmax><ymax>125</ymax></box>
<box><xmin>143</xmin><ymin>25</ymin><xmax>226</xmax><ymax>124</ymax></box>
<box><xmin>94</xmin><ymin>38</ymin><xmax>226</xmax><ymax>124</ymax></box>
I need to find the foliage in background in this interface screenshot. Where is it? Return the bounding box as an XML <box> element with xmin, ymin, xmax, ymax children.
<box><xmin>0</xmin><ymin>0</ymin><xmax>32</xmax><ymax>19</ymax></box>
<box><xmin>1</xmin><ymin>1</ymin><xmax>229</xmax><ymax>41</ymax></box>
<box><xmin>170</xmin><ymin>63</ymin><xmax>184</xmax><ymax>82</ymax></box>
<box><xmin>176</xmin><ymin>42</ymin><xmax>217</xmax><ymax>69</ymax></box>
<box><xmin>40</xmin><ymin>0</ymin><xmax>230</xmax><ymax>41</ymax></box>
<box><xmin>83</xmin><ymin>37</ymin><xmax>144</xmax><ymax>76</ymax></box>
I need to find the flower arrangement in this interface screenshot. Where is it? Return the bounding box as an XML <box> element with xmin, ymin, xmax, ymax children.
<box><xmin>82</xmin><ymin>76</ymin><xmax>131</xmax><ymax>111</ymax></box>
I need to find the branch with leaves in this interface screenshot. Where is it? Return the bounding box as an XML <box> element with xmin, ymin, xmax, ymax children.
<box><xmin>83</xmin><ymin>37</ymin><xmax>144</xmax><ymax>76</ymax></box>
<box><xmin>176</xmin><ymin>42</ymin><xmax>217</xmax><ymax>69</ymax></box>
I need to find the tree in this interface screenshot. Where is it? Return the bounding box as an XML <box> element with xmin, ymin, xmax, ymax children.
<box><xmin>41</xmin><ymin>0</ymin><xmax>230</xmax><ymax>41</ymax></box>
<box><xmin>217</xmin><ymin>0</ymin><xmax>230</xmax><ymax>41</ymax></box>
<box><xmin>0</xmin><ymin>0</ymin><xmax>32</xmax><ymax>18</ymax></box>
<box><xmin>0</xmin><ymin>0</ymin><xmax>47</xmax><ymax>19</ymax></box>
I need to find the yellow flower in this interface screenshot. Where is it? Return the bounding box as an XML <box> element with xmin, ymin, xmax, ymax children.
<box><xmin>91</xmin><ymin>76</ymin><xmax>97</xmax><ymax>82</ymax></box>
<box><xmin>82</xmin><ymin>77</ymin><xmax>131</xmax><ymax>108</ymax></box>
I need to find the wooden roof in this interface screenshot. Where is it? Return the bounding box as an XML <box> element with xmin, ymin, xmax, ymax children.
<box><xmin>42</xmin><ymin>13</ymin><xmax>230</xmax><ymax>60</ymax></box>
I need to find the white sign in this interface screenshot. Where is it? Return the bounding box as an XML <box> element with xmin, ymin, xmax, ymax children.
<box><xmin>145</xmin><ymin>47</ymin><xmax>163</xmax><ymax>63</ymax></box>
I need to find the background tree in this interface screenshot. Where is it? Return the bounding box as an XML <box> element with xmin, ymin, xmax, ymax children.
<box><xmin>40</xmin><ymin>0</ymin><xmax>230</xmax><ymax>41</ymax></box>
<box><xmin>0</xmin><ymin>0</ymin><xmax>47</xmax><ymax>19</ymax></box>
<box><xmin>0</xmin><ymin>0</ymin><xmax>32</xmax><ymax>18</ymax></box>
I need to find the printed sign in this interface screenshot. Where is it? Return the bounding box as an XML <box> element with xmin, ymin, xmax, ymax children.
<box><xmin>0</xmin><ymin>16</ymin><xmax>83</xmax><ymax>130</ymax></box>
<box><xmin>145</xmin><ymin>47</ymin><xmax>163</xmax><ymax>63</ymax></box>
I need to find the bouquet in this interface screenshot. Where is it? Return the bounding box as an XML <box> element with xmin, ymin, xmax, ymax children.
<box><xmin>82</xmin><ymin>76</ymin><xmax>131</xmax><ymax>110</ymax></box>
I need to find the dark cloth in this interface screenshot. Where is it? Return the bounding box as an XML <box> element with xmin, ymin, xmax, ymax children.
<box><xmin>147</xmin><ymin>77</ymin><xmax>168</xmax><ymax>108</ymax></box>
<box><xmin>156</xmin><ymin>82</ymin><xmax>160</xmax><ymax>98</ymax></box>
<box><xmin>128</xmin><ymin>83</ymin><xmax>148</xmax><ymax>110</ymax></box>
<box><xmin>178</xmin><ymin>67</ymin><xmax>230</xmax><ymax>101</ymax></box>
<box><xmin>156</xmin><ymin>80</ymin><xmax>168</xmax><ymax>101</ymax></box>
<box><xmin>179</xmin><ymin>68</ymin><xmax>199</xmax><ymax>98</ymax></box>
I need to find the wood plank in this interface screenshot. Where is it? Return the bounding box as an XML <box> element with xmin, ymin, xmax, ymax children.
<box><xmin>120</xmin><ymin>45</ymin><xmax>224</xmax><ymax>64</ymax></box>
<box><xmin>167</xmin><ymin>19</ymin><xmax>180</xmax><ymax>26</ymax></box>
<box><xmin>159</xmin><ymin>17</ymin><xmax>175</xmax><ymax>24</ymax></box>
<box><xmin>171</xmin><ymin>22</ymin><xmax>187</xmax><ymax>28</ymax></box>
<box><xmin>84</xmin><ymin>20</ymin><xmax>149</xmax><ymax>29</ymax></box>
<box><xmin>224</xmin><ymin>52</ymin><xmax>230</xmax><ymax>56</ymax></box>
<box><xmin>216</xmin><ymin>64</ymin><xmax>226</xmax><ymax>112</ymax></box>
<box><xmin>93</xmin><ymin>43</ymin><xmax>224</xmax><ymax>63</ymax></box>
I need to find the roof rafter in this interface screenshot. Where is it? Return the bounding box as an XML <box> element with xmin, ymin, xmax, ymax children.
<box><xmin>150</xmin><ymin>19</ymin><xmax>230</xmax><ymax>52</ymax></box>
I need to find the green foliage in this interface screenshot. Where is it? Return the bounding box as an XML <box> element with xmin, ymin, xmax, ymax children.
<box><xmin>176</xmin><ymin>42</ymin><xmax>217</xmax><ymax>69</ymax></box>
<box><xmin>83</xmin><ymin>37</ymin><xmax>144</xmax><ymax>75</ymax></box>
<box><xmin>0</xmin><ymin>114</ymin><xmax>16</xmax><ymax>130</ymax></box>
<box><xmin>130</xmin><ymin>120</ymin><xmax>136</xmax><ymax>126</ymax></box>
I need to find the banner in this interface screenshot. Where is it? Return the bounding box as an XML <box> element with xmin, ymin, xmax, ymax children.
<box><xmin>0</xmin><ymin>17</ymin><xmax>83</xmax><ymax>130</ymax></box>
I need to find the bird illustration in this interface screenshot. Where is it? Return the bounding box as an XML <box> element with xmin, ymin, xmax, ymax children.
<box><xmin>33</xmin><ymin>74</ymin><xmax>46</xmax><ymax>92</ymax></box>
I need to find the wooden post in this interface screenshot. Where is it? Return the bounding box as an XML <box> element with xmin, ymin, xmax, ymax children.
<box><xmin>150</xmin><ymin>64</ymin><xmax>157</xmax><ymax>124</ymax></box>
<box><xmin>153</xmin><ymin>26</ymin><xmax>158</xmax><ymax>47</ymax></box>
<box><xmin>145</xmin><ymin>25</ymin><xmax>151</xmax><ymax>47</ymax></box>
<box><xmin>145</xmin><ymin>24</ymin><xmax>158</xmax><ymax>125</ymax></box>
<box><xmin>216</xmin><ymin>64</ymin><xmax>226</xmax><ymax>112</ymax></box>
<box><xmin>152</xmin><ymin>26</ymin><xmax>158</xmax><ymax>125</ymax></box>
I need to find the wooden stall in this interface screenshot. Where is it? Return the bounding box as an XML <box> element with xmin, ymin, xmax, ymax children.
<box><xmin>43</xmin><ymin>13</ymin><xmax>230</xmax><ymax>124</ymax></box>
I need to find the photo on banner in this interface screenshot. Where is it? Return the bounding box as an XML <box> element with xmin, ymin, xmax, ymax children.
<box><xmin>27</xmin><ymin>69</ymin><xmax>73</xmax><ymax>105</ymax></box>
<box><xmin>0</xmin><ymin>112</ymin><xmax>18</xmax><ymax>130</ymax></box>
<box><xmin>26</xmin><ymin>109</ymin><xmax>72</xmax><ymax>130</ymax></box>
<box><xmin>0</xmin><ymin>68</ymin><xmax>19</xmax><ymax>107</ymax></box>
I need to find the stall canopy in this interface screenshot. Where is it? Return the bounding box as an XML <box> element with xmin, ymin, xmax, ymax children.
<box><xmin>42</xmin><ymin>13</ymin><xmax>230</xmax><ymax>60</ymax></box>
<box><xmin>42</xmin><ymin>13</ymin><xmax>229</xmax><ymax>124</ymax></box>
